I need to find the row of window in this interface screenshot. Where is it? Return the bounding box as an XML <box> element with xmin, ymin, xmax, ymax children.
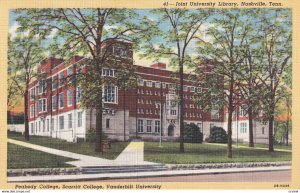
<box><xmin>137</xmin><ymin>119</ymin><xmax>161</xmax><ymax>133</ymax></box>
<box><xmin>30</xmin><ymin>112</ymin><xmax>83</xmax><ymax>134</ymax></box>
<box><xmin>138</xmin><ymin>80</ymin><xmax>202</xmax><ymax>93</ymax></box>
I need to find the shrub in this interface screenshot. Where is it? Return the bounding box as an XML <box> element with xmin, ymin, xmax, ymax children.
<box><xmin>86</xmin><ymin>128</ymin><xmax>107</xmax><ymax>143</ymax></box>
<box><xmin>208</xmin><ymin>126</ymin><xmax>228</xmax><ymax>143</ymax></box>
<box><xmin>183</xmin><ymin>123</ymin><xmax>203</xmax><ymax>143</ymax></box>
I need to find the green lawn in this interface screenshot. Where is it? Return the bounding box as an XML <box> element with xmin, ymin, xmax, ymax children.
<box><xmin>8</xmin><ymin>143</ymin><xmax>76</xmax><ymax>169</ymax></box>
<box><xmin>8</xmin><ymin>132</ymin><xmax>129</xmax><ymax>160</ymax></box>
<box><xmin>236</xmin><ymin>143</ymin><xmax>292</xmax><ymax>151</ymax></box>
<box><xmin>144</xmin><ymin>142</ymin><xmax>292</xmax><ymax>164</ymax></box>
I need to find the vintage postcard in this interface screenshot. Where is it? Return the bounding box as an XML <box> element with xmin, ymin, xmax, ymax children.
<box><xmin>0</xmin><ymin>0</ymin><xmax>299</xmax><ymax>191</ymax></box>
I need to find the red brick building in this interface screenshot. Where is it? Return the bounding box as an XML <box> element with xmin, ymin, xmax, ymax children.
<box><xmin>27</xmin><ymin>42</ymin><xmax>269</xmax><ymax>143</ymax></box>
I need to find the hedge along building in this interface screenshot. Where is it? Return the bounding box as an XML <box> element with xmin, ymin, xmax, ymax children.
<box><xmin>26</xmin><ymin>41</ymin><xmax>269</xmax><ymax>143</ymax></box>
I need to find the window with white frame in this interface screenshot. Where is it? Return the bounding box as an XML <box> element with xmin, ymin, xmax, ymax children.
<box><xmin>211</xmin><ymin>110</ymin><xmax>219</xmax><ymax>120</ymax></box>
<box><xmin>67</xmin><ymin>90</ymin><xmax>73</xmax><ymax>106</ymax></box>
<box><xmin>38</xmin><ymin>98</ymin><xmax>47</xmax><ymax>113</ymax></box>
<box><xmin>31</xmin><ymin>123</ymin><xmax>34</xmax><ymax>134</ymax></box>
<box><xmin>146</xmin><ymin>81</ymin><xmax>152</xmax><ymax>87</ymax></box>
<box><xmin>155</xmin><ymin>120</ymin><xmax>161</xmax><ymax>133</ymax></box>
<box><xmin>42</xmin><ymin>119</ymin><xmax>45</xmax><ymax>132</ymax></box>
<box><xmin>38</xmin><ymin>79</ymin><xmax>46</xmax><ymax>94</ymax></box>
<box><xmin>138</xmin><ymin>79</ymin><xmax>144</xmax><ymax>86</ymax></box>
<box><xmin>189</xmin><ymin>86</ymin><xmax>195</xmax><ymax>92</ymax></box>
<box><xmin>104</xmin><ymin>85</ymin><xmax>117</xmax><ymax>103</ymax></box>
<box><xmin>47</xmin><ymin>119</ymin><xmax>49</xmax><ymax>132</ymax></box>
<box><xmin>30</xmin><ymin>105</ymin><xmax>34</xmax><ymax>118</ymax></box>
<box><xmin>59</xmin><ymin>115</ymin><xmax>64</xmax><ymax>130</ymax></box>
<box><xmin>171</xmin><ymin>110</ymin><xmax>177</xmax><ymax>115</ymax></box>
<box><xmin>106</xmin><ymin>119</ymin><xmax>110</xmax><ymax>129</ymax></box>
<box><xmin>76</xmin><ymin>87</ymin><xmax>81</xmax><ymax>103</ymax></box>
<box><xmin>58</xmin><ymin>71</ymin><xmax>64</xmax><ymax>87</ymax></box>
<box><xmin>52</xmin><ymin>76</ymin><xmax>58</xmax><ymax>90</ymax></box>
<box><xmin>52</xmin><ymin>95</ymin><xmax>57</xmax><ymax>111</ymax></box>
<box><xmin>51</xmin><ymin>118</ymin><xmax>54</xmax><ymax>130</ymax></box>
<box><xmin>183</xmin><ymin>86</ymin><xmax>188</xmax><ymax>91</ymax></box>
<box><xmin>155</xmin><ymin>82</ymin><xmax>161</xmax><ymax>88</ymax></box>
<box><xmin>77</xmin><ymin>112</ymin><xmax>82</xmax><ymax>127</ymax></box>
<box><xmin>30</xmin><ymin>88</ymin><xmax>35</xmax><ymax>101</ymax></box>
<box><xmin>196</xmin><ymin>87</ymin><xmax>202</xmax><ymax>93</ymax></box>
<box><xmin>240</xmin><ymin>122</ymin><xmax>247</xmax><ymax>133</ymax></box>
<box><xmin>240</xmin><ymin>105</ymin><xmax>247</xmax><ymax>116</ymax></box>
<box><xmin>162</xmin><ymin>83</ymin><xmax>166</xmax><ymax>88</ymax></box>
<box><xmin>113</xmin><ymin>47</ymin><xmax>127</xmax><ymax>57</ymax></box>
<box><xmin>102</xmin><ymin>68</ymin><xmax>114</xmax><ymax>77</ymax></box>
<box><xmin>146</xmin><ymin>120</ymin><xmax>152</xmax><ymax>132</ymax></box>
<box><xmin>138</xmin><ymin>119</ymin><xmax>144</xmax><ymax>133</ymax></box>
<box><xmin>59</xmin><ymin>93</ymin><xmax>64</xmax><ymax>109</ymax></box>
<box><xmin>68</xmin><ymin>113</ymin><xmax>72</xmax><ymax>129</ymax></box>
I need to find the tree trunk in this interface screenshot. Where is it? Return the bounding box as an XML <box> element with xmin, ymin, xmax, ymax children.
<box><xmin>285</xmin><ymin>120</ymin><xmax>289</xmax><ymax>146</ymax></box>
<box><xmin>248</xmin><ymin>106</ymin><xmax>254</xmax><ymax>147</ymax></box>
<box><xmin>179</xmin><ymin>62</ymin><xmax>184</xmax><ymax>153</ymax></box>
<box><xmin>227</xmin><ymin>79</ymin><xmax>234</xmax><ymax>158</ymax></box>
<box><xmin>123</xmin><ymin>87</ymin><xmax>126</xmax><ymax>141</ymax></box>
<box><xmin>24</xmin><ymin>90</ymin><xmax>30</xmax><ymax>141</ymax></box>
<box><xmin>95</xmin><ymin>105</ymin><xmax>103</xmax><ymax>152</ymax></box>
<box><xmin>268</xmin><ymin>115</ymin><xmax>274</xmax><ymax>152</ymax></box>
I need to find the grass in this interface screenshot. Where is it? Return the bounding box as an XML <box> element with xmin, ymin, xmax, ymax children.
<box><xmin>8</xmin><ymin>132</ymin><xmax>129</xmax><ymax>160</ymax></box>
<box><xmin>144</xmin><ymin>142</ymin><xmax>292</xmax><ymax>164</ymax></box>
<box><xmin>235</xmin><ymin>143</ymin><xmax>292</xmax><ymax>151</ymax></box>
<box><xmin>8</xmin><ymin>143</ymin><xmax>76</xmax><ymax>169</ymax></box>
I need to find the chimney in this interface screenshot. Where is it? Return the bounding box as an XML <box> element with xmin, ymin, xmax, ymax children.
<box><xmin>150</xmin><ymin>62</ymin><xmax>166</xmax><ymax>70</ymax></box>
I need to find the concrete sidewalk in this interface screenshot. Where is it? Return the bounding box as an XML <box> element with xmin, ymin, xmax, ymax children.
<box><xmin>7</xmin><ymin>166</ymin><xmax>290</xmax><ymax>182</ymax></box>
<box><xmin>8</xmin><ymin>139</ymin><xmax>157</xmax><ymax>167</ymax></box>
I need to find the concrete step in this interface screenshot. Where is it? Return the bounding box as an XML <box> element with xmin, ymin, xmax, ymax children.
<box><xmin>81</xmin><ymin>165</ymin><xmax>168</xmax><ymax>174</ymax></box>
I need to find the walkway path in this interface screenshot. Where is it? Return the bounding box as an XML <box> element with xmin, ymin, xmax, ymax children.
<box><xmin>8</xmin><ymin>139</ymin><xmax>157</xmax><ymax>167</ymax></box>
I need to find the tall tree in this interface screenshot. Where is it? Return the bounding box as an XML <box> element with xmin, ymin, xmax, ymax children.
<box><xmin>16</xmin><ymin>9</ymin><xmax>148</xmax><ymax>151</ymax></box>
<box><xmin>140</xmin><ymin>9</ymin><xmax>211</xmax><ymax>153</ymax></box>
<box><xmin>195</xmin><ymin>9</ymin><xmax>252</xmax><ymax>158</ymax></box>
<box><xmin>256</xmin><ymin>9</ymin><xmax>291</xmax><ymax>152</ymax></box>
<box><xmin>8</xmin><ymin>34</ymin><xmax>45</xmax><ymax>140</ymax></box>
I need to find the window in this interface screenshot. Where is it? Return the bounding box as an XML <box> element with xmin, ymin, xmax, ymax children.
<box><xmin>183</xmin><ymin>86</ymin><xmax>188</xmax><ymax>91</ymax></box>
<box><xmin>104</xmin><ymin>85</ymin><xmax>117</xmax><ymax>103</ymax></box>
<box><xmin>52</xmin><ymin>95</ymin><xmax>57</xmax><ymax>111</ymax></box>
<box><xmin>240</xmin><ymin>105</ymin><xmax>247</xmax><ymax>116</ymax></box>
<box><xmin>47</xmin><ymin>119</ymin><xmax>49</xmax><ymax>132</ymax></box>
<box><xmin>58</xmin><ymin>71</ymin><xmax>64</xmax><ymax>87</ymax></box>
<box><xmin>68</xmin><ymin>113</ymin><xmax>72</xmax><ymax>129</ymax></box>
<box><xmin>240</xmin><ymin>122</ymin><xmax>247</xmax><ymax>133</ymax></box>
<box><xmin>162</xmin><ymin>83</ymin><xmax>166</xmax><ymax>89</ymax></box>
<box><xmin>190</xmin><ymin>104</ymin><xmax>194</xmax><ymax>108</ymax></box>
<box><xmin>102</xmin><ymin>69</ymin><xmax>114</xmax><ymax>77</ymax></box>
<box><xmin>262</xmin><ymin>127</ymin><xmax>265</xmax><ymax>134</ymax></box>
<box><xmin>42</xmin><ymin>119</ymin><xmax>45</xmax><ymax>132</ymax></box>
<box><xmin>38</xmin><ymin>99</ymin><xmax>47</xmax><ymax>113</ymax></box>
<box><xmin>67</xmin><ymin>67</ymin><xmax>73</xmax><ymax>76</ymax></box>
<box><xmin>67</xmin><ymin>90</ymin><xmax>73</xmax><ymax>106</ymax></box>
<box><xmin>30</xmin><ymin>88</ymin><xmax>35</xmax><ymax>101</ymax></box>
<box><xmin>196</xmin><ymin>87</ymin><xmax>202</xmax><ymax>93</ymax></box>
<box><xmin>38</xmin><ymin>121</ymin><xmax>41</xmax><ymax>132</ymax></box>
<box><xmin>155</xmin><ymin>120</ymin><xmax>161</xmax><ymax>133</ymax></box>
<box><xmin>171</xmin><ymin>110</ymin><xmax>177</xmax><ymax>115</ymax></box>
<box><xmin>51</xmin><ymin>118</ymin><xmax>54</xmax><ymax>130</ymax></box>
<box><xmin>30</xmin><ymin>105</ymin><xmax>34</xmax><ymax>118</ymax></box>
<box><xmin>138</xmin><ymin>119</ymin><xmax>144</xmax><ymax>133</ymax></box>
<box><xmin>77</xmin><ymin>112</ymin><xmax>82</xmax><ymax>127</ymax></box>
<box><xmin>76</xmin><ymin>87</ymin><xmax>81</xmax><ymax>103</ymax></box>
<box><xmin>138</xmin><ymin>79</ymin><xmax>144</xmax><ymax>86</ymax></box>
<box><xmin>146</xmin><ymin>81</ymin><xmax>152</xmax><ymax>87</ymax></box>
<box><xmin>59</xmin><ymin>116</ymin><xmax>64</xmax><ymax>130</ymax></box>
<box><xmin>113</xmin><ymin>47</ymin><xmax>127</xmax><ymax>57</ymax></box>
<box><xmin>155</xmin><ymin>82</ymin><xmax>161</xmax><ymax>88</ymax></box>
<box><xmin>146</xmin><ymin>120</ymin><xmax>152</xmax><ymax>133</ymax></box>
<box><xmin>106</xmin><ymin>119</ymin><xmax>110</xmax><ymax>129</ymax></box>
<box><xmin>210</xmin><ymin>123</ymin><xmax>214</xmax><ymax>129</ymax></box>
<box><xmin>59</xmin><ymin>93</ymin><xmax>64</xmax><ymax>109</ymax></box>
<box><xmin>52</xmin><ymin>76</ymin><xmax>57</xmax><ymax>90</ymax></box>
<box><xmin>211</xmin><ymin>110</ymin><xmax>219</xmax><ymax>120</ymax></box>
<box><xmin>38</xmin><ymin>79</ymin><xmax>46</xmax><ymax>94</ymax></box>
<box><xmin>31</xmin><ymin>123</ymin><xmax>34</xmax><ymax>134</ymax></box>
<box><xmin>189</xmin><ymin>86</ymin><xmax>195</xmax><ymax>92</ymax></box>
